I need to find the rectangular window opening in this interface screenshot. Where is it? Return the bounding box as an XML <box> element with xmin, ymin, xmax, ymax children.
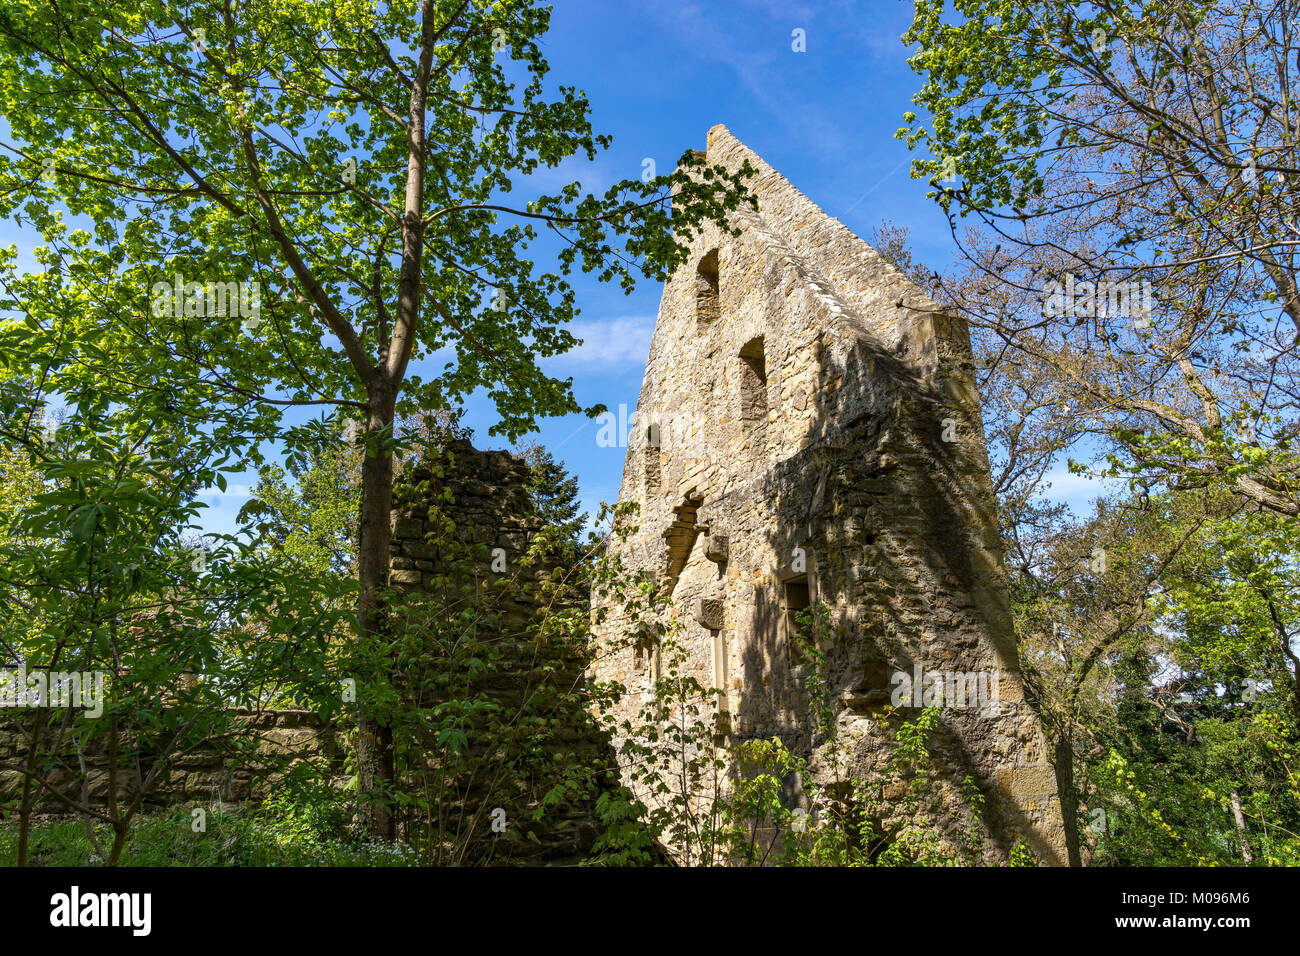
<box><xmin>784</xmin><ymin>576</ymin><xmax>813</xmax><ymax>668</ymax></box>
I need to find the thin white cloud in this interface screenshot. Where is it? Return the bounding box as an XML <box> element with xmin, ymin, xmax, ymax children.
<box><xmin>644</xmin><ymin>4</ymin><xmax>848</xmax><ymax>156</ymax></box>
<box><xmin>198</xmin><ymin>485</ymin><xmax>254</xmax><ymax>499</ymax></box>
<box><xmin>518</xmin><ymin>152</ymin><xmax>617</xmax><ymax>197</ymax></box>
<box><xmin>546</xmin><ymin>315</ymin><xmax>656</xmax><ymax>367</ymax></box>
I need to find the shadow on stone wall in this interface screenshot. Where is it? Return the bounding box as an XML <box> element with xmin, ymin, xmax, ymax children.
<box><xmin>725</xmin><ymin>315</ymin><xmax>1063</xmax><ymax>864</ymax></box>
<box><xmin>385</xmin><ymin>440</ymin><xmax>635</xmax><ymax>865</ymax></box>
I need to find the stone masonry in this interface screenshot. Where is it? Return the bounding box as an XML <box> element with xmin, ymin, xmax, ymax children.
<box><xmin>590</xmin><ymin>125</ymin><xmax>1068</xmax><ymax>864</ymax></box>
<box><xmin>0</xmin><ymin>708</ymin><xmax>340</xmax><ymax>812</ymax></box>
<box><xmin>387</xmin><ymin>441</ymin><xmax>623</xmax><ymax>864</ymax></box>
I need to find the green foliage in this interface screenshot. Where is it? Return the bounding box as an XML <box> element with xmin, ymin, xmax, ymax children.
<box><xmin>1009</xmin><ymin>488</ymin><xmax>1300</xmax><ymax>866</ymax></box>
<box><xmin>517</xmin><ymin>441</ymin><xmax>586</xmax><ymax>549</ymax></box>
<box><xmin>589</xmin><ymin>788</ymin><xmax>662</xmax><ymax>866</ymax></box>
<box><xmin>0</xmin><ymin>1</ymin><xmax>755</xmax><ymax>844</ymax></box>
<box><xmin>326</xmin><ymin>449</ymin><xmax>615</xmax><ymax>863</ymax></box>
<box><xmin>259</xmin><ymin>762</ymin><xmax>352</xmax><ymax>848</ymax></box>
<box><xmin>243</xmin><ymin>443</ymin><xmax>361</xmax><ymax>578</ymax></box>
<box><xmin>1009</xmin><ymin>839</ymin><xmax>1035</xmax><ymax>866</ymax></box>
<box><xmin>0</xmin><ymin>0</ymin><xmax>755</xmax><ymax>440</ymax></box>
<box><xmin>0</xmin><ymin>758</ymin><xmax>389</xmax><ymax>867</ymax></box>
<box><xmin>0</xmin><ymin>803</ymin><xmax>420</xmax><ymax>867</ymax></box>
<box><xmin>900</xmin><ymin>0</ymin><xmax>1073</xmax><ymax>212</ymax></box>
<box><xmin>0</xmin><ymin>243</ymin><xmax>359</xmax><ymax>862</ymax></box>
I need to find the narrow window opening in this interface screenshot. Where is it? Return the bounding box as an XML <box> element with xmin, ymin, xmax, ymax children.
<box><xmin>739</xmin><ymin>336</ymin><xmax>768</xmax><ymax>428</ymax></box>
<box><xmin>784</xmin><ymin>575</ymin><xmax>813</xmax><ymax>668</ymax></box>
<box><xmin>696</xmin><ymin>249</ymin><xmax>720</xmax><ymax>330</ymax></box>
<box><xmin>644</xmin><ymin>423</ymin><xmax>661</xmax><ymax>492</ymax></box>
<box><xmin>634</xmin><ymin>623</ymin><xmax>662</xmax><ymax>693</ymax></box>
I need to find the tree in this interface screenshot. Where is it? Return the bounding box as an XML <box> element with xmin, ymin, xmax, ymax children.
<box><xmin>516</xmin><ymin>441</ymin><xmax>584</xmax><ymax>548</ymax></box>
<box><xmin>868</xmin><ymin>218</ymin><xmax>1300</xmax><ymax>865</ymax></box>
<box><xmin>0</xmin><ymin>329</ymin><xmax>348</xmax><ymax>864</ymax></box>
<box><xmin>900</xmin><ymin>0</ymin><xmax>1300</xmax><ymax>518</ymax></box>
<box><xmin>0</xmin><ymin>0</ymin><xmax>753</xmax><ymax>837</ymax></box>
<box><xmin>246</xmin><ymin>444</ymin><xmax>362</xmax><ymax>579</ymax></box>
<box><xmin>896</xmin><ymin>3</ymin><xmax>1300</xmax><ymax>861</ymax></box>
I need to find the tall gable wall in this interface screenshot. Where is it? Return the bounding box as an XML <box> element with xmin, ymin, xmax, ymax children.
<box><xmin>592</xmin><ymin>127</ymin><xmax>1067</xmax><ymax>864</ymax></box>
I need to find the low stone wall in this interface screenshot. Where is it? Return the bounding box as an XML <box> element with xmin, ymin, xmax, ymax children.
<box><xmin>0</xmin><ymin>709</ymin><xmax>341</xmax><ymax>813</ymax></box>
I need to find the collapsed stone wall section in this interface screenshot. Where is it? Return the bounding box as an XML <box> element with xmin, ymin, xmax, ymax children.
<box><xmin>0</xmin><ymin>709</ymin><xmax>340</xmax><ymax>811</ymax></box>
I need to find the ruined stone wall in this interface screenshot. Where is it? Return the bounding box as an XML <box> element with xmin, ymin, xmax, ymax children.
<box><xmin>591</xmin><ymin>125</ymin><xmax>1067</xmax><ymax>864</ymax></box>
<box><xmin>0</xmin><ymin>709</ymin><xmax>340</xmax><ymax>811</ymax></box>
<box><xmin>387</xmin><ymin>441</ymin><xmax>622</xmax><ymax>865</ymax></box>
<box><xmin>2</xmin><ymin>444</ymin><xmax>620</xmax><ymax>866</ymax></box>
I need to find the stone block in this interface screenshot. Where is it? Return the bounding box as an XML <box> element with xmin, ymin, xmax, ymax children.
<box><xmin>402</xmin><ymin>540</ymin><xmax>437</xmax><ymax>561</ymax></box>
<box><xmin>392</xmin><ymin>516</ymin><xmax>424</xmax><ymax>538</ymax></box>
<box><xmin>694</xmin><ymin>598</ymin><xmax>724</xmax><ymax>631</ymax></box>
<box><xmin>996</xmin><ymin>764</ymin><xmax>1058</xmax><ymax>798</ymax></box>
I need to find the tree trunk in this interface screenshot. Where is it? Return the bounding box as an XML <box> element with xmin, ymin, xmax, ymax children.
<box><xmin>15</xmin><ymin>706</ymin><xmax>44</xmax><ymax>867</ymax></box>
<box><xmin>355</xmin><ymin>388</ymin><xmax>398</xmax><ymax>840</ymax></box>
<box><xmin>1229</xmin><ymin>790</ymin><xmax>1253</xmax><ymax>864</ymax></box>
<box><xmin>106</xmin><ymin>823</ymin><xmax>130</xmax><ymax>867</ymax></box>
<box><xmin>1053</xmin><ymin>731</ymin><xmax>1082</xmax><ymax>867</ymax></box>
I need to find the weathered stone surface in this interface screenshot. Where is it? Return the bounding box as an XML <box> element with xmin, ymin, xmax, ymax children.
<box><xmin>590</xmin><ymin>125</ymin><xmax>1067</xmax><ymax>866</ymax></box>
<box><xmin>997</xmin><ymin>764</ymin><xmax>1059</xmax><ymax>798</ymax></box>
<box><xmin>392</xmin><ymin>516</ymin><xmax>424</xmax><ymax>539</ymax></box>
<box><xmin>694</xmin><ymin>597</ymin><xmax>725</xmax><ymax>631</ymax></box>
<box><xmin>0</xmin><ymin>709</ymin><xmax>341</xmax><ymax>810</ymax></box>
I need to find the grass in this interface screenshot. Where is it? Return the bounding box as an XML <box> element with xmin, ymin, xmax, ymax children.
<box><xmin>0</xmin><ymin>804</ymin><xmax>420</xmax><ymax>867</ymax></box>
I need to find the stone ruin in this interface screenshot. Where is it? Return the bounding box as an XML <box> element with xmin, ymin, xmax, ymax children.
<box><xmin>2</xmin><ymin>127</ymin><xmax>1068</xmax><ymax>865</ymax></box>
<box><xmin>3</xmin><ymin>443</ymin><xmax>617</xmax><ymax>866</ymax></box>
<box><xmin>590</xmin><ymin>126</ymin><xmax>1068</xmax><ymax>864</ymax></box>
<box><xmin>386</xmin><ymin>441</ymin><xmax>619</xmax><ymax>864</ymax></box>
